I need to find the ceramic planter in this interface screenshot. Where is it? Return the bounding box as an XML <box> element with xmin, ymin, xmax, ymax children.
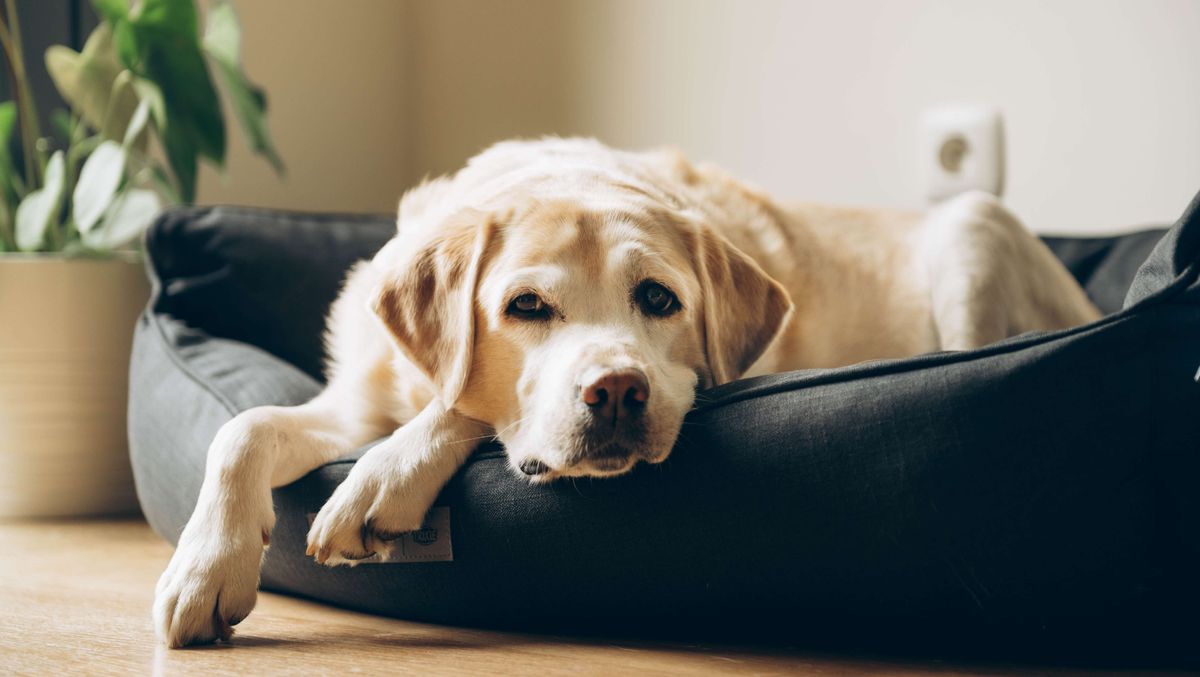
<box><xmin>0</xmin><ymin>255</ymin><xmax>149</xmax><ymax>517</ymax></box>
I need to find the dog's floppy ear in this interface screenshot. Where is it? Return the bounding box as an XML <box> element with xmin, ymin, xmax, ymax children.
<box><xmin>692</xmin><ymin>225</ymin><xmax>793</xmax><ymax>387</ymax></box>
<box><xmin>372</xmin><ymin>213</ymin><xmax>494</xmax><ymax>405</ymax></box>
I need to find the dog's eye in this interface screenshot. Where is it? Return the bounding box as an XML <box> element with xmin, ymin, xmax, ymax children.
<box><xmin>636</xmin><ymin>281</ymin><xmax>679</xmax><ymax>317</ymax></box>
<box><xmin>506</xmin><ymin>292</ymin><xmax>551</xmax><ymax>320</ymax></box>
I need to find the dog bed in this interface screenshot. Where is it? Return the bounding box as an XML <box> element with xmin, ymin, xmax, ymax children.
<box><xmin>129</xmin><ymin>195</ymin><xmax>1200</xmax><ymax>660</ymax></box>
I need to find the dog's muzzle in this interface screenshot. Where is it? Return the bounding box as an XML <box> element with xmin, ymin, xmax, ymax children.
<box><xmin>518</xmin><ymin>367</ymin><xmax>655</xmax><ymax>478</ymax></box>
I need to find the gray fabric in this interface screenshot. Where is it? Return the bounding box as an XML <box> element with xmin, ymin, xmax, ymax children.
<box><xmin>1042</xmin><ymin>229</ymin><xmax>1168</xmax><ymax>314</ymax></box>
<box><xmin>1125</xmin><ymin>190</ymin><xmax>1200</xmax><ymax>308</ymax></box>
<box><xmin>129</xmin><ymin>202</ymin><xmax>1200</xmax><ymax>662</ymax></box>
<box><xmin>129</xmin><ymin>317</ymin><xmax>322</xmax><ymax>536</ymax></box>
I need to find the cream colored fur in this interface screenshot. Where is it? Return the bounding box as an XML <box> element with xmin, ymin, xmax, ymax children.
<box><xmin>154</xmin><ymin>138</ymin><xmax>1100</xmax><ymax>647</ymax></box>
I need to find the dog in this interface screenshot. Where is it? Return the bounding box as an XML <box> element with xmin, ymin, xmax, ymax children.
<box><xmin>154</xmin><ymin>137</ymin><xmax>1100</xmax><ymax>647</ymax></box>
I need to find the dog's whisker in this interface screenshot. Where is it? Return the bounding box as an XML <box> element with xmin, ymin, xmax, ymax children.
<box><xmin>452</xmin><ymin>433</ymin><xmax>496</xmax><ymax>445</ymax></box>
<box><xmin>489</xmin><ymin>416</ymin><xmax>531</xmax><ymax>441</ymax></box>
<box><xmin>494</xmin><ymin>420</ymin><xmax>526</xmax><ymax>438</ymax></box>
<box><xmin>450</xmin><ymin>415</ymin><xmax>533</xmax><ymax>448</ymax></box>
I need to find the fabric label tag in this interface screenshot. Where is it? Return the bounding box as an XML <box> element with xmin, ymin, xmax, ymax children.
<box><xmin>305</xmin><ymin>506</ymin><xmax>453</xmax><ymax>563</ymax></box>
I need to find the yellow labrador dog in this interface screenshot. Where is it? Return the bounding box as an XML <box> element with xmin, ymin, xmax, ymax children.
<box><xmin>155</xmin><ymin>137</ymin><xmax>1099</xmax><ymax>647</ymax></box>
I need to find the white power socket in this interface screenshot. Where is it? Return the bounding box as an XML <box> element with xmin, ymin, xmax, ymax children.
<box><xmin>920</xmin><ymin>106</ymin><xmax>1005</xmax><ymax>203</ymax></box>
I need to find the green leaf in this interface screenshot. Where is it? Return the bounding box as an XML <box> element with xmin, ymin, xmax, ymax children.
<box><xmin>0</xmin><ymin>101</ymin><xmax>17</xmax><ymax>188</ymax></box>
<box><xmin>50</xmin><ymin>109</ymin><xmax>75</xmax><ymax>144</ymax></box>
<box><xmin>0</xmin><ymin>209</ymin><xmax>9</xmax><ymax>251</ymax></box>
<box><xmin>200</xmin><ymin>1</ymin><xmax>239</xmax><ymax>65</ymax></box>
<box><xmin>45</xmin><ymin>24</ymin><xmax>141</xmax><ymax>143</ymax></box>
<box><xmin>15</xmin><ymin>151</ymin><xmax>66</xmax><ymax>251</ymax></box>
<box><xmin>123</xmin><ymin>97</ymin><xmax>151</xmax><ymax>147</ymax></box>
<box><xmin>146</xmin><ymin>162</ymin><xmax>180</xmax><ymax>204</ymax></box>
<box><xmin>0</xmin><ymin>185</ymin><xmax>10</xmax><ymax>249</ymax></box>
<box><xmin>108</xmin><ymin>0</ymin><xmax>224</xmax><ymax>202</ymax></box>
<box><xmin>82</xmin><ymin>187</ymin><xmax>160</xmax><ymax>250</ymax></box>
<box><xmin>131</xmin><ymin>77</ymin><xmax>166</xmax><ymax>129</ymax></box>
<box><xmin>203</xmin><ymin>0</ymin><xmax>284</xmax><ymax>174</ymax></box>
<box><xmin>113</xmin><ymin>18</ymin><xmax>139</xmax><ymax>69</ymax></box>
<box><xmin>161</xmin><ymin>120</ymin><xmax>198</xmax><ymax>203</ymax></box>
<box><xmin>133</xmin><ymin>0</ymin><xmax>223</xmax><ymax>161</ymax></box>
<box><xmin>91</xmin><ymin>0</ymin><xmax>129</xmax><ymax>25</ymax></box>
<box><xmin>0</xmin><ymin>102</ymin><xmax>18</xmax><ymax>250</ymax></box>
<box><xmin>133</xmin><ymin>0</ymin><xmax>199</xmax><ymax>37</ymax></box>
<box><xmin>0</xmin><ymin>104</ymin><xmax>21</xmax><ymax>252</ymax></box>
<box><xmin>147</xmin><ymin>48</ymin><xmax>224</xmax><ymax>164</ymax></box>
<box><xmin>73</xmin><ymin>141</ymin><xmax>127</xmax><ymax>234</ymax></box>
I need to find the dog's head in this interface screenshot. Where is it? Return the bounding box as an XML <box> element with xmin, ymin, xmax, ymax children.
<box><xmin>372</xmin><ymin>153</ymin><xmax>791</xmax><ymax>481</ymax></box>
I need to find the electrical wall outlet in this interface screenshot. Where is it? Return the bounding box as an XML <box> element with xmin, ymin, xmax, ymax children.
<box><xmin>920</xmin><ymin>106</ymin><xmax>1005</xmax><ymax>203</ymax></box>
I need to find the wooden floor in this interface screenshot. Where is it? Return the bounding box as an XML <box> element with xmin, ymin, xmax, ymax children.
<box><xmin>0</xmin><ymin>518</ymin><xmax>1181</xmax><ymax>676</ymax></box>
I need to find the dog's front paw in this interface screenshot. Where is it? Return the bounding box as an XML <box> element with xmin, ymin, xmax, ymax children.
<box><xmin>154</xmin><ymin>514</ymin><xmax>269</xmax><ymax>648</ymax></box>
<box><xmin>306</xmin><ymin>468</ymin><xmax>428</xmax><ymax>566</ymax></box>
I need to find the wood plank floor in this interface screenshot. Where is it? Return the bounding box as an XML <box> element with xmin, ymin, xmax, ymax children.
<box><xmin>0</xmin><ymin>518</ymin><xmax>1181</xmax><ymax>676</ymax></box>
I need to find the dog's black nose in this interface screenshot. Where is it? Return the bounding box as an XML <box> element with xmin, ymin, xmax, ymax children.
<box><xmin>519</xmin><ymin>459</ymin><xmax>550</xmax><ymax>476</ymax></box>
<box><xmin>581</xmin><ymin>369</ymin><xmax>649</xmax><ymax>423</ymax></box>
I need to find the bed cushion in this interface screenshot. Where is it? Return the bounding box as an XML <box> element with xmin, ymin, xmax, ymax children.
<box><xmin>129</xmin><ymin>199</ymin><xmax>1200</xmax><ymax>661</ymax></box>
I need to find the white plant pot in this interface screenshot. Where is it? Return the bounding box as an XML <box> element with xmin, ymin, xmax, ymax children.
<box><xmin>0</xmin><ymin>255</ymin><xmax>149</xmax><ymax>517</ymax></box>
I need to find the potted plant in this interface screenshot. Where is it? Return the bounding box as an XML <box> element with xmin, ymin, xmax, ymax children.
<box><xmin>0</xmin><ymin>0</ymin><xmax>281</xmax><ymax>516</ymax></box>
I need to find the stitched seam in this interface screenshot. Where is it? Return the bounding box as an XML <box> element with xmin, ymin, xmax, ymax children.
<box><xmin>141</xmin><ymin>205</ymin><xmax>383</xmax><ymax>418</ymax></box>
<box><xmin>143</xmin><ymin>212</ymin><xmax>238</xmax><ymax>417</ymax></box>
<box><xmin>145</xmin><ymin>309</ymin><xmax>240</xmax><ymax>418</ymax></box>
<box><xmin>142</xmin><ymin>208</ymin><xmax>243</xmax><ymax>418</ymax></box>
<box><xmin>192</xmin><ymin>204</ymin><xmax>391</xmax><ymax>226</ymax></box>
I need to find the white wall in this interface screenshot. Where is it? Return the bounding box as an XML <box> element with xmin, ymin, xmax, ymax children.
<box><xmin>565</xmin><ymin>0</ymin><xmax>1200</xmax><ymax>233</ymax></box>
<box><xmin>204</xmin><ymin>0</ymin><xmax>1200</xmax><ymax>234</ymax></box>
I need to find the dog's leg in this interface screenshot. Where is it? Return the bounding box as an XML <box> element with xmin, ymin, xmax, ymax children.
<box><xmin>153</xmin><ymin>391</ymin><xmax>385</xmax><ymax>648</ymax></box>
<box><xmin>921</xmin><ymin>191</ymin><xmax>1101</xmax><ymax>351</ymax></box>
<box><xmin>306</xmin><ymin>402</ymin><xmax>488</xmax><ymax>566</ymax></box>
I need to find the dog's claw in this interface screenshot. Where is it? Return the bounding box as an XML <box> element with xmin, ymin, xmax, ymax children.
<box><xmin>340</xmin><ymin>549</ymin><xmax>376</xmax><ymax>561</ymax></box>
<box><xmin>375</xmin><ymin>529</ymin><xmax>406</xmax><ymax>542</ymax></box>
<box><xmin>154</xmin><ymin>516</ymin><xmax>266</xmax><ymax>648</ymax></box>
<box><xmin>212</xmin><ymin>594</ymin><xmax>234</xmax><ymax>642</ymax></box>
<box><xmin>307</xmin><ymin>469</ymin><xmax>429</xmax><ymax>569</ymax></box>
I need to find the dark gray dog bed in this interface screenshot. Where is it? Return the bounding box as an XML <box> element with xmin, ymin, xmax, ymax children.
<box><xmin>129</xmin><ymin>193</ymin><xmax>1200</xmax><ymax>661</ymax></box>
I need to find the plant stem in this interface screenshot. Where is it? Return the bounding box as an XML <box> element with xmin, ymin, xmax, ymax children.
<box><xmin>0</xmin><ymin>9</ymin><xmax>23</xmax><ymax>188</ymax></box>
<box><xmin>101</xmin><ymin>70</ymin><xmax>133</xmax><ymax>139</ymax></box>
<box><xmin>0</xmin><ymin>17</ymin><xmax>15</xmax><ymax>90</ymax></box>
<box><xmin>0</xmin><ymin>10</ymin><xmax>21</xmax><ymax>249</ymax></box>
<box><xmin>63</xmin><ymin>119</ymin><xmax>87</xmax><ymax>246</ymax></box>
<box><xmin>1</xmin><ymin>0</ymin><xmax>44</xmax><ymax>188</ymax></box>
<box><xmin>0</xmin><ymin>198</ymin><xmax>13</xmax><ymax>250</ymax></box>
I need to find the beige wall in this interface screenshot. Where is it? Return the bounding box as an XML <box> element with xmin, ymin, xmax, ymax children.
<box><xmin>401</xmin><ymin>1</ymin><xmax>585</xmax><ymax>184</ymax></box>
<box><xmin>200</xmin><ymin>0</ymin><xmax>1200</xmax><ymax>234</ymax></box>
<box><xmin>196</xmin><ymin>0</ymin><xmax>409</xmax><ymax>215</ymax></box>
